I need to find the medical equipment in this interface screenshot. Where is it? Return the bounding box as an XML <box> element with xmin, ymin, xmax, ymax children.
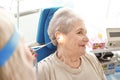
<box><xmin>91</xmin><ymin>28</ymin><xmax>120</xmax><ymax>75</ymax></box>
<box><xmin>106</xmin><ymin>28</ymin><xmax>120</xmax><ymax>49</ymax></box>
<box><xmin>31</xmin><ymin>41</ymin><xmax>52</xmax><ymax>51</ymax></box>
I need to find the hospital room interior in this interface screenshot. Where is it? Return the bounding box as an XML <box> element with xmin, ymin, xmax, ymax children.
<box><xmin>0</xmin><ymin>0</ymin><xmax>120</xmax><ymax>80</ymax></box>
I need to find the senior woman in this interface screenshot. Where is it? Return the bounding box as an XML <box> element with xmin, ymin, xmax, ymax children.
<box><xmin>0</xmin><ymin>7</ymin><xmax>36</xmax><ymax>80</ymax></box>
<box><xmin>38</xmin><ymin>7</ymin><xmax>106</xmax><ymax>80</ymax></box>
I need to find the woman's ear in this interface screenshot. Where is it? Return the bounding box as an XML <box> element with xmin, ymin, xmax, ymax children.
<box><xmin>55</xmin><ymin>31</ymin><xmax>64</xmax><ymax>43</ymax></box>
<box><xmin>55</xmin><ymin>31</ymin><xmax>61</xmax><ymax>40</ymax></box>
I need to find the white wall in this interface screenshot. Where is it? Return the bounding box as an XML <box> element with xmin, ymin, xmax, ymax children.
<box><xmin>17</xmin><ymin>0</ymin><xmax>120</xmax><ymax>45</ymax></box>
<box><xmin>18</xmin><ymin>12</ymin><xmax>40</xmax><ymax>44</ymax></box>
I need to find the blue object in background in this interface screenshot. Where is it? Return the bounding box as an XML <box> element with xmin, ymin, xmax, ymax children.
<box><xmin>36</xmin><ymin>7</ymin><xmax>61</xmax><ymax>62</ymax></box>
<box><xmin>0</xmin><ymin>29</ymin><xmax>19</xmax><ymax>66</ymax></box>
<box><xmin>106</xmin><ymin>65</ymin><xmax>120</xmax><ymax>80</ymax></box>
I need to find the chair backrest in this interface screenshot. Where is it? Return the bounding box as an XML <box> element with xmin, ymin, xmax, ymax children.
<box><xmin>36</xmin><ymin>7</ymin><xmax>60</xmax><ymax>62</ymax></box>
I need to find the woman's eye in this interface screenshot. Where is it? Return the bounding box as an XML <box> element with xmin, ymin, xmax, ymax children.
<box><xmin>77</xmin><ymin>31</ymin><xmax>82</xmax><ymax>34</ymax></box>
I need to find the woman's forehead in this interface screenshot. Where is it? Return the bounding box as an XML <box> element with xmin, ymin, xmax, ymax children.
<box><xmin>73</xmin><ymin>21</ymin><xmax>86</xmax><ymax>31</ymax></box>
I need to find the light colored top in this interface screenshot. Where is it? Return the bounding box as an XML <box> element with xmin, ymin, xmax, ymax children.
<box><xmin>38</xmin><ymin>52</ymin><xmax>106</xmax><ymax>80</ymax></box>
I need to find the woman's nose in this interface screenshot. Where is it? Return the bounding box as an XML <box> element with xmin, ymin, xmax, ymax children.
<box><xmin>82</xmin><ymin>36</ymin><xmax>89</xmax><ymax>42</ymax></box>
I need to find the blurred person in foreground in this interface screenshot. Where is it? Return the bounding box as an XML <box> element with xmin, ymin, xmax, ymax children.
<box><xmin>38</xmin><ymin>7</ymin><xmax>106</xmax><ymax>80</ymax></box>
<box><xmin>0</xmin><ymin>7</ymin><xmax>36</xmax><ymax>80</ymax></box>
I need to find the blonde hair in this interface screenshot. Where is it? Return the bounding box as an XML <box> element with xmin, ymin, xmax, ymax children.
<box><xmin>48</xmin><ymin>7</ymin><xmax>83</xmax><ymax>46</ymax></box>
<box><xmin>0</xmin><ymin>8</ymin><xmax>36</xmax><ymax>80</ymax></box>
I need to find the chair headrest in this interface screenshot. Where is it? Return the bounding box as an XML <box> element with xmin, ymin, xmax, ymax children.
<box><xmin>36</xmin><ymin>7</ymin><xmax>60</xmax><ymax>50</ymax></box>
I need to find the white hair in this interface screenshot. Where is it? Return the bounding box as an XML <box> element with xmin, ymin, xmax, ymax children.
<box><xmin>48</xmin><ymin>7</ymin><xmax>83</xmax><ymax>46</ymax></box>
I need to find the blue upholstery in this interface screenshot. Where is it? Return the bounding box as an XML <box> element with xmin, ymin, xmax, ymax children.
<box><xmin>36</xmin><ymin>7</ymin><xmax>60</xmax><ymax>62</ymax></box>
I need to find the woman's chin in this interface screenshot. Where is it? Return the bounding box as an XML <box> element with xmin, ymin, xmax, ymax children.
<box><xmin>80</xmin><ymin>51</ymin><xmax>86</xmax><ymax>56</ymax></box>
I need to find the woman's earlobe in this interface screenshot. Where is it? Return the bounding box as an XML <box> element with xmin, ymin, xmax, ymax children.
<box><xmin>55</xmin><ymin>31</ymin><xmax>64</xmax><ymax>43</ymax></box>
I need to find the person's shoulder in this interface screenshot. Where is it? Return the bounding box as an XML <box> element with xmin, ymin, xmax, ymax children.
<box><xmin>85</xmin><ymin>53</ymin><xmax>97</xmax><ymax>59</ymax></box>
<box><xmin>84</xmin><ymin>53</ymin><xmax>99</xmax><ymax>63</ymax></box>
<box><xmin>83</xmin><ymin>53</ymin><xmax>101</xmax><ymax>71</ymax></box>
<box><xmin>37</xmin><ymin>54</ymin><xmax>55</xmax><ymax>79</ymax></box>
<box><xmin>38</xmin><ymin>53</ymin><xmax>54</xmax><ymax>66</ymax></box>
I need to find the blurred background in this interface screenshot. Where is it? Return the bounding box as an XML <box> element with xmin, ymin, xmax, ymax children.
<box><xmin>0</xmin><ymin>0</ymin><xmax>120</xmax><ymax>44</ymax></box>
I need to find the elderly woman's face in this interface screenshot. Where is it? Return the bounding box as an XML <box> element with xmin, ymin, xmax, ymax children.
<box><xmin>63</xmin><ymin>21</ymin><xmax>89</xmax><ymax>56</ymax></box>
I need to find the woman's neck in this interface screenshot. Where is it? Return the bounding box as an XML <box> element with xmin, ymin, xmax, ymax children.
<box><xmin>56</xmin><ymin>51</ymin><xmax>81</xmax><ymax>68</ymax></box>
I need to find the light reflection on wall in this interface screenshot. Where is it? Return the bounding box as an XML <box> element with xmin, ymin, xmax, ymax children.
<box><xmin>73</xmin><ymin>0</ymin><xmax>120</xmax><ymax>44</ymax></box>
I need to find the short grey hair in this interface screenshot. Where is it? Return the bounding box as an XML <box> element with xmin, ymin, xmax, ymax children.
<box><xmin>48</xmin><ymin>7</ymin><xmax>83</xmax><ymax>46</ymax></box>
